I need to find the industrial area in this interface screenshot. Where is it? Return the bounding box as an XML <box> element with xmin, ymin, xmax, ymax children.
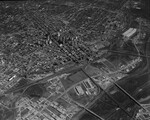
<box><xmin>0</xmin><ymin>0</ymin><xmax>150</xmax><ymax>120</ymax></box>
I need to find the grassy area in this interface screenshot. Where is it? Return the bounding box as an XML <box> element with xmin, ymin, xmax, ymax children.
<box><xmin>60</xmin><ymin>71</ymin><xmax>87</xmax><ymax>89</ymax></box>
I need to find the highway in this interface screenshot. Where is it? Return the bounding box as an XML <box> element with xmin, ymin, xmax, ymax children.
<box><xmin>4</xmin><ymin>3</ymin><xmax>149</xmax><ymax>119</ymax></box>
<box><xmin>105</xmin><ymin>35</ymin><xmax>150</xmax><ymax>119</ymax></box>
<box><xmin>72</xmin><ymin>99</ymin><xmax>105</xmax><ymax>120</ymax></box>
<box><xmin>130</xmin><ymin>37</ymin><xmax>150</xmax><ymax>107</ymax></box>
<box><xmin>81</xmin><ymin>69</ymin><xmax>135</xmax><ymax>120</ymax></box>
<box><xmin>4</xmin><ymin>62</ymin><xmax>86</xmax><ymax>94</ymax></box>
<box><xmin>5</xmin><ymin>55</ymin><xmax>103</xmax><ymax>94</ymax></box>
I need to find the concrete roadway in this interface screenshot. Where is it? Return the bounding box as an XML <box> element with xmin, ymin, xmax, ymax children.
<box><xmin>5</xmin><ymin>62</ymin><xmax>87</xmax><ymax>94</ymax></box>
<box><xmin>5</xmin><ymin>54</ymin><xmax>102</xmax><ymax>94</ymax></box>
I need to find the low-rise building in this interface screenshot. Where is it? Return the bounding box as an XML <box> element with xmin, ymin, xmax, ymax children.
<box><xmin>86</xmin><ymin>79</ymin><xmax>94</xmax><ymax>88</ymax></box>
<box><xmin>123</xmin><ymin>28</ymin><xmax>137</xmax><ymax>39</ymax></box>
<box><xmin>123</xmin><ymin>28</ymin><xmax>134</xmax><ymax>36</ymax></box>
<box><xmin>75</xmin><ymin>85</ymin><xmax>84</xmax><ymax>95</ymax></box>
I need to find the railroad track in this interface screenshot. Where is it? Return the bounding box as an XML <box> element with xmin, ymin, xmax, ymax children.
<box><xmin>22</xmin><ymin>9</ymin><xmax>147</xmax><ymax>119</ymax></box>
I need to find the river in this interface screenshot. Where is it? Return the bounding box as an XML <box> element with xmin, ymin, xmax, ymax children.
<box><xmin>78</xmin><ymin>0</ymin><xmax>150</xmax><ymax>119</ymax></box>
